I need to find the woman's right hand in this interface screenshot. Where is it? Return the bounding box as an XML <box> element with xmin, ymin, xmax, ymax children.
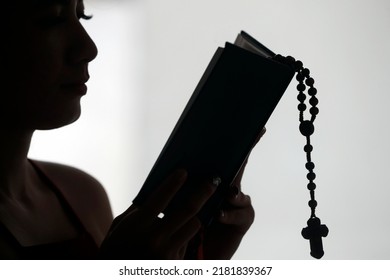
<box><xmin>99</xmin><ymin>169</ymin><xmax>217</xmax><ymax>259</ymax></box>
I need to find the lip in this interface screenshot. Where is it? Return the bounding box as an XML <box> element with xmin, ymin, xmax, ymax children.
<box><xmin>60</xmin><ymin>81</ymin><xmax>88</xmax><ymax>96</ymax></box>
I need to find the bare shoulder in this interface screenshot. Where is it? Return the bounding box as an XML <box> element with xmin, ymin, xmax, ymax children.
<box><xmin>31</xmin><ymin>159</ymin><xmax>113</xmax><ymax>246</ymax></box>
<box><xmin>34</xmin><ymin>160</ymin><xmax>110</xmax><ymax>205</ymax></box>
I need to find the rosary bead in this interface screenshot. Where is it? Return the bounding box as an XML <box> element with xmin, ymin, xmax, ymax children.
<box><xmin>304</xmin><ymin>144</ymin><xmax>313</xmax><ymax>153</ymax></box>
<box><xmin>294</xmin><ymin>60</ymin><xmax>303</xmax><ymax>71</ymax></box>
<box><xmin>308</xmin><ymin>87</ymin><xmax>317</xmax><ymax>96</ymax></box>
<box><xmin>308</xmin><ymin>200</ymin><xmax>318</xmax><ymax>208</ymax></box>
<box><xmin>274</xmin><ymin>54</ymin><xmax>283</xmax><ymax>61</ymax></box>
<box><xmin>307</xmin><ymin>182</ymin><xmax>316</xmax><ymax>191</ymax></box>
<box><xmin>286</xmin><ymin>56</ymin><xmax>296</xmax><ymax>63</ymax></box>
<box><xmin>307</xmin><ymin>172</ymin><xmax>316</xmax><ymax>181</ymax></box>
<box><xmin>305</xmin><ymin>77</ymin><xmax>315</xmax><ymax>87</ymax></box>
<box><xmin>300</xmin><ymin>121</ymin><xmax>315</xmax><ymax>136</ymax></box>
<box><xmin>298</xmin><ymin>103</ymin><xmax>307</xmax><ymax>112</ymax></box>
<box><xmin>310</xmin><ymin>107</ymin><xmax>319</xmax><ymax>116</ymax></box>
<box><xmin>297</xmin><ymin>83</ymin><xmax>306</xmax><ymax>92</ymax></box>
<box><xmin>309</xmin><ymin>96</ymin><xmax>319</xmax><ymax>106</ymax></box>
<box><xmin>297</xmin><ymin>93</ymin><xmax>306</xmax><ymax>102</ymax></box>
<box><xmin>302</xmin><ymin>68</ymin><xmax>310</xmax><ymax>77</ymax></box>
<box><xmin>296</xmin><ymin>72</ymin><xmax>304</xmax><ymax>82</ymax></box>
<box><xmin>306</xmin><ymin>162</ymin><xmax>315</xmax><ymax>170</ymax></box>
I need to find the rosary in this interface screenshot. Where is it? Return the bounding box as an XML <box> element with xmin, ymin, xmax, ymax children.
<box><xmin>274</xmin><ymin>55</ymin><xmax>329</xmax><ymax>259</ymax></box>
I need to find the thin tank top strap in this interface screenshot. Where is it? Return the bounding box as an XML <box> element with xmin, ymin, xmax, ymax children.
<box><xmin>28</xmin><ymin>159</ymin><xmax>95</xmax><ymax>243</ymax></box>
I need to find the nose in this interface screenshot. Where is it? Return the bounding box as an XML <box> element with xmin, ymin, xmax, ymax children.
<box><xmin>68</xmin><ymin>21</ymin><xmax>98</xmax><ymax>65</ymax></box>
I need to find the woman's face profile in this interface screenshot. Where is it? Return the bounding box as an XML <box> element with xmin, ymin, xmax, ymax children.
<box><xmin>1</xmin><ymin>0</ymin><xmax>98</xmax><ymax>130</ymax></box>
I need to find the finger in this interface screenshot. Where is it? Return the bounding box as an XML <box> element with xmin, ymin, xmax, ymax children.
<box><xmin>232</xmin><ymin>161</ymin><xmax>247</xmax><ymax>188</ymax></box>
<box><xmin>160</xmin><ymin>178</ymin><xmax>218</xmax><ymax>235</ymax></box>
<box><xmin>142</xmin><ymin>169</ymin><xmax>188</xmax><ymax>220</ymax></box>
<box><xmin>255</xmin><ymin>127</ymin><xmax>267</xmax><ymax>145</ymax></box>
<box><xmin>146</xmin><ymin>218</ymin><xmax>200</xmax><ymax>260</ymax></box>
<box><xmin>225</xmin><ymin>187</ymin><xmax>251</xmax><ymax>204</ymax></box>
<box><xmin>218</xmin><ymin>203</ymin><xmax>255</xmax><ymax>228</ymax></box>
<box><xmin>224</xmin><ymin>191</ymin><xmax>252</xmax><ymax>208</ymax></box>
<box><xmin>170</xmin><ymin>217</ymin><xmax>201</xmax><ymax>251</ymax></box>
<box><xmin>110</xmin><ymin>205</ymin><xmax>139</xmax><ymax>232</ymax></box>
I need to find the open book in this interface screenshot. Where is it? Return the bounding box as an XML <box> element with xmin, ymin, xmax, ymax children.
<box><xmin>133</xmin><ymin>31</ymin><xmax>295</xmax><ymax>223</ymax></box>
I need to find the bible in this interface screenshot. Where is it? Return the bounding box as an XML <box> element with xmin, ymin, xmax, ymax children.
<box><xmin>133</xmin><ymin>31</ymin><xmax>295</xmax><ymax>223</ymax></box>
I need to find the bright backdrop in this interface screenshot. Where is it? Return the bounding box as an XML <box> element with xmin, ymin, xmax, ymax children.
<box><xmin>29</xmin><ymin>0</ymin><xmax>390</xmax><ymax>259</ymax></box>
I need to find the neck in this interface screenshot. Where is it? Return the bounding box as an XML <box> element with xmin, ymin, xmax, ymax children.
<box><xmin>0</xmin><ymin>129</ymin><xmax>34</xmax><ymax>200</ymax></box>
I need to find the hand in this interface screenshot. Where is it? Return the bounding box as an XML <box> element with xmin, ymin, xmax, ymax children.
<box><xmin>201</xmin><ymin>128</ymin><xmax>266</xmax><ymax>259</ymax></box>
<box><xmin>200</xmin><ymin>166</ymin><xmax>254</xmax><ymax>259</ymax></box>
<box><xmin>100</xmin><ymin>169</ymin><xmax>217</xmax><ymax>259</ymax></box>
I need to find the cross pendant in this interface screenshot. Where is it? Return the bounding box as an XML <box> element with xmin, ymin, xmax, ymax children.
<box><xmin>301</xmin><ymin>217</ymin><xmax>329</xmax><ymax>259</ymax></box>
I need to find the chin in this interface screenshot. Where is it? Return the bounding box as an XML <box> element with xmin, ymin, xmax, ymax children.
<box><xmin>35</xmin><ymin>106</ymin><xmax>82</xmax><ymax>130</ymax></box>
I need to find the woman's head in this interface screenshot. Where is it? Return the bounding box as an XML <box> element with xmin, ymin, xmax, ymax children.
<box><xmin>1</xmin><ymin>0</ymin><xmax>98</xmax><ymax>130</ymax></box>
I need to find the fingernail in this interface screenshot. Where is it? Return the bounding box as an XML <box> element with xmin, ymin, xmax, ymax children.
<box><xmin>258</xmin><ymin>127</ymin><xmax>266</xmax><ymax>140</ymax></box>
<box><xmin>212</xmin><ymin>176</ymin><xmax>222</xmax><ymax>187</ymax></box>
<box><xmin>254</xmin><ymin>127</ymin><xmax>267</xmax><ymax>144</ymax></box>
<box><xmin>232</xmin><ymin>185</ymin><xmax>240</xmax><ymax>197</ymax></box>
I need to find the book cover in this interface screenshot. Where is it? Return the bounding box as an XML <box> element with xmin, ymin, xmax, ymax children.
<box><xmin>133</xmin><ymin>32</ymin><xmax>295</xmax><ymax>223</ymax></box>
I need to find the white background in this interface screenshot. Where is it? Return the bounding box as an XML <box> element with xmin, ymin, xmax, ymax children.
<box><xmin>29</xmin><ymin>0</ymin><xmax>390</xmax><ymax>259</ymax></box>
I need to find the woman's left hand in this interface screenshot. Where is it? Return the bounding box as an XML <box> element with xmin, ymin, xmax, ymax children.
<box><xmin>201</xmin><ymin>128</ymin><xmax>266</xmax><ymax>259</ymax></box>
<box><xmin>200</xmin><ymin>162</ymin><xmax>254</xmax><ymax>259</ymax></box>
